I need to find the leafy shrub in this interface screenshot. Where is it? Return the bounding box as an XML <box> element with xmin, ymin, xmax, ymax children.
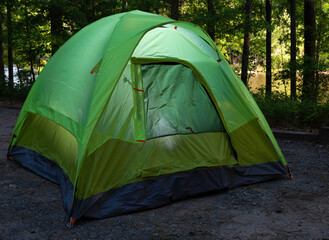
<box><xmin>253</xmin><ymin>90</ymin><xmax>329</xmax><ymax>130</ymax></box>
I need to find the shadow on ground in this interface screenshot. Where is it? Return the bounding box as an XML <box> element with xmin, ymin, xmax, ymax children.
<box><xmin>0</xmin><ymin>106</ymin><xmax>328</xmax><ymax>239</ymax></box>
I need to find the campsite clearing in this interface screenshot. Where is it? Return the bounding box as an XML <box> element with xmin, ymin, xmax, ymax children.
<box><xmin>1</xmin><ymin>106</ymin><xmax>328</xmax><ymax>239</ymax></box>
<box><xmin>7</xmin><ymin>12</ymin><xmax>289</xmax><ymax>222</ymax></box>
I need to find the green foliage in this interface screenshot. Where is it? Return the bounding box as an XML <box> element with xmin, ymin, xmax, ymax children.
<box><xmin>0</xmin><ymin>77</ymin><xmax>32</xmax><ymax>101</ymax></box>
<box><xmin>253</xmin><ymin>89</ymin><xmax>329</xmax><ymax>129</ymax></box>
<box><xmin>274</xmin><ymin>55</ymin><xmax>329</xmax><ymax>104</ymax></box>
<box><xmin>0</xmin><ymin>0</ymin><xmax>328</xmax><ymax>129</ymax></box>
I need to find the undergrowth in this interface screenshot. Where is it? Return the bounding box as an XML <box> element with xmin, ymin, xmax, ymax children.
<box><xmin>253</xmin><ymin>91</ymin><xmax>329</xmax><ymax>130</ymax></box>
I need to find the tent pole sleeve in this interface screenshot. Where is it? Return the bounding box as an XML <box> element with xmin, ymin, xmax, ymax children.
<box><xmin>131</xmin><ymin>63</ymin><xmax>146</xmax><ymax>142</ymax></box>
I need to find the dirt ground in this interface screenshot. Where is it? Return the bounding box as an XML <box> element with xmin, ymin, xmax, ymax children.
<box><xmin>0</xmin><ymin>106</ymin><xmax>328</xmax><ymax>240</ymax></box>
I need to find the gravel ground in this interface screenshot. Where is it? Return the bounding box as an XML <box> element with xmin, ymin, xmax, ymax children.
<box><xmin>0</xmin><ymin>106</ymin><xmax>328</xmax><ymax>240</ymax></box>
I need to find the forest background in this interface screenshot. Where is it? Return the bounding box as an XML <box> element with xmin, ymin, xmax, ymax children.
<box><xmin>0</xmin><ymin>0</ymin><xmax>328</xmax><ymax>129</ymax></box>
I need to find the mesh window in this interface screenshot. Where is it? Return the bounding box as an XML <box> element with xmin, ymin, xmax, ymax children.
<box><xmin>142</xmin><ymin>63</ymin><xmax>224</xmax><ymax>139</ymax></box>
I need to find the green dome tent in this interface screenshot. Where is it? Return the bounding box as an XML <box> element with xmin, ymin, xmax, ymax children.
<box><xmin>8</xmin><ymin>10</ymin><xmax>288</xmax><ymax>226</ymax></box>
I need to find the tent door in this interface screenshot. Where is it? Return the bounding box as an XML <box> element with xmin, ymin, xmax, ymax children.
<box><xmin>139</xmin><ymin>63</ymin><xmax>225</xmax><ymax>140</ymax></box>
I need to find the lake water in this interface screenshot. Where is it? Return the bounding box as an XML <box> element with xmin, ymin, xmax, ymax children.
<box><xmin>248</xmin><ymin>73</ymin><xmax>329</xmax><ymax>101</ymax></box>
<box><xmin>248</xmin><ymin>72</ymin><xmax>291</xmax><ymax>94</ymax></box>
<box><xmin>4</xmin><ymin>68</ymin><xmax>326</xmax><ymax>99</ymax></box>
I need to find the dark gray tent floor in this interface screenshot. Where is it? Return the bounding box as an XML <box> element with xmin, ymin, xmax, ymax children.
<box><xmin>1</xmin><ymin>106</ymin><xmax>328</xmax><ymax>240</ymax></box>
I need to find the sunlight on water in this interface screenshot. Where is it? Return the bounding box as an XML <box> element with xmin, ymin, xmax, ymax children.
<box><xmin>248</xmin><ymin>73</ymin><xmax>291</xmax><ymax>95</ymax></box>
<box><xmin>248</xmin><ymin>73</ymin><xmax>329</xmax><ymax>101</ymax></box>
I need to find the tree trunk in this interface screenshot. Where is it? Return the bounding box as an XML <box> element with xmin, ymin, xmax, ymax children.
<box><xmin>15</xmin><ymin>61</ymin><xmax>22</xmax><ymax>85</ymax></box>
<box><xmin>122</xmin><ymin>0</ymin><xmax>127</xmax><ymax>12</ymax></box>
<box><xmin>207</xmin><ymin>0</ymin><xmax>215</xmax><ymax>40</ymax></box>
<box><xmin>6</xmin><ymin>0</ymin><xmax>14</xmax><ymax>89</ymax></box>
<box><xmin>0</xmin><ymin>8</ymin><xmax>5</xmax><ymax>87</ymax></box>
<box><xmin>265</xmin><ymin>0</ymin><xmax>271</xmax><ymax>98</ymax></box>
<box><xmin>30</xmin><ymin>58</ymin><xmax>35</xmax><ymax>82</ymax></box>
<box><xmin>290</xmin><ymin>0</ymin><xmax>297</xmax><ymax>99</ymax></box>
<box><xmin>170</xmin><ymin>0</ymin><xmax>179</xmax><ymax>20</ymax></box>
<box><xmin>241</xmin><ymin>0</ymin><xmax>252</xmax><ymax>86</ymax></box>
<box><xmin>83</xmin><ymin>0</ymin><xmax>94</xmax><ymax>24</ymax></box>
<box><xmin>49</xmin><ymin>0</ymin><xmax>63</xmax><ymax>55</ymax></box>
<box><xmin>140</xmin><ymin>0</ymin><xmax>151</xmax><ymax>12</ymax></box>
<box><xmin>303</xmin><ymin>0</ymin><xmax>316</xmax><ymax>102</ymax></box>
<box><xmin>24</xmin><ymin>8</ymin><xmax>35</xmax><ymax>82</ymax></box>
<box><xmin>315</xmin><ymin>0</ymin><xmax>322</xmax><ymax>99</ymax></box>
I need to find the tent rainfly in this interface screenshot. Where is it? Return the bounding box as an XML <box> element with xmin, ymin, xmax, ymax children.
<box><xmin>7</xmin><ymin>10</ymin><xmax>290</xmax><ymax>227</ymax></box>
